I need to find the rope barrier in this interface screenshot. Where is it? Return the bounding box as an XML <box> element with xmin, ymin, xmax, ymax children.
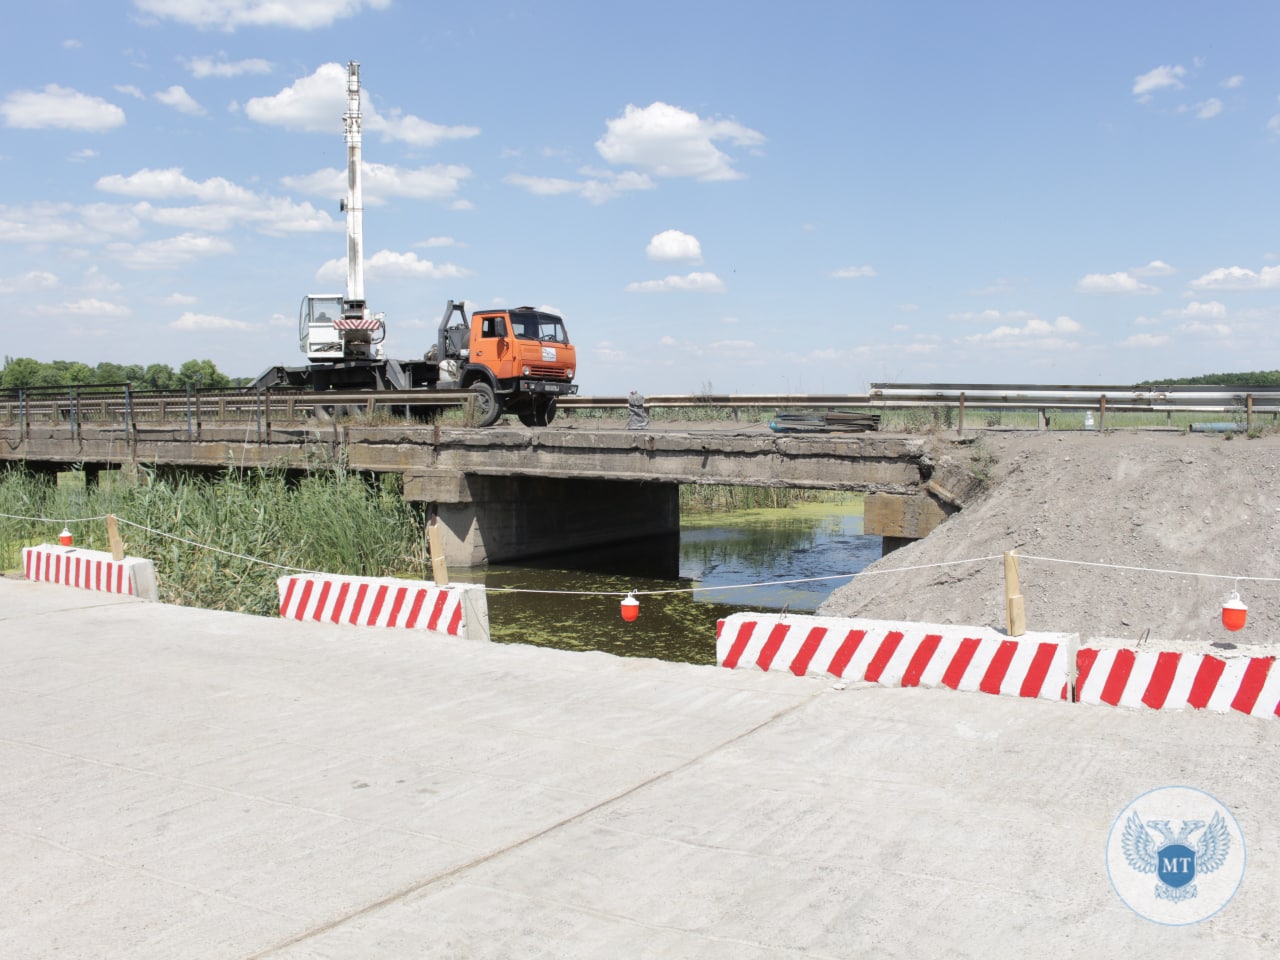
<box><xmin>111</xmin><ymin>517</ymin><xmax>315</xmax><ymax>574</ymax></box>
<box><xmin>1017</xmin><ymin>553</ymin><xmax>1280</xmax><ymax>584</ymax></box>
<box><xmin>5</xmin><ymin>509</ymin><xmax>1278</xmax><ymax>600</ymax></box>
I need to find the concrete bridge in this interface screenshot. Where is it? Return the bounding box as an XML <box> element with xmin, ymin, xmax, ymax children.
<box><xmin>0</xmin><ymin>419</ymin><xmax>981</xmax><ymax>568</ymax></box>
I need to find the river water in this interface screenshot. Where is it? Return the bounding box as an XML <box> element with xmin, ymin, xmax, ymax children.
<box><xmin>451</xmin><ymin>499</ymin><xmax>881</xmax><ymax>665</ymax></box>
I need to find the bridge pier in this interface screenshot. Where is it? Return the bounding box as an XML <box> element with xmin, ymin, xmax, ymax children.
<box><xmin>406</xmin><ymin>470</ymin><xmax>681</xmax><ymax>570</ymax></box>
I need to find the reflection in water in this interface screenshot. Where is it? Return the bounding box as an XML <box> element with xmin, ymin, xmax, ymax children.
<box><xmin>456</xmin><ymin>500</ymin><xmax>879</xmax><ymax>665</ymax></box>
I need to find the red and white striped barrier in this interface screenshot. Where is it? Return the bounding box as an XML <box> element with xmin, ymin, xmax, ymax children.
<box><xmin>1076</xmin><ymin>646</ymin><xmax>1280</xmax><ymax>719</ymax></box>
<box><xmin>277</xmin><ymin>574</ymin><xmax>489</xmax><ymax>642</ymax></box>
<box><xmin>717</xmin><ymin>613</ymin><xmax>1073</xmax><ymax>701</ymax></box>
<box><xmin>22</xmin><ymin>545</ymin><xmax>158</xmax><ymax>601</ymax></box>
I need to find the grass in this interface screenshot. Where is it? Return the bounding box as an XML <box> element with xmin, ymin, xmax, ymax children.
<box><xmin>0</xmin><ymin>463</ymin><xmax>430</xmax><ymax>617</ymax></box>
<box><xmin>680</xmin><ymin>484</ymin><xmax>848</xmax><ymax>514</ymax></box>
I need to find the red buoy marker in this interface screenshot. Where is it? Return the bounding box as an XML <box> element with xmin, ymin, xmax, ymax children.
<box><xmin>59</xmin><ymin>527</ymin><xmax>73</xmax><ymax>547</ymax></box>
<box><xmin>621</xmin><ymin>593</ymin><xmax>639</xmax><ymax>622</ymax></box>
<box><xmin>1222</xmin><ymin>591</ymin><xmax>1247</xmax><ymax>632</ymax></box>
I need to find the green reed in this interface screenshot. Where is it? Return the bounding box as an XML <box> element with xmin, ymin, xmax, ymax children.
<box><xmin>0</xmin><ymin>464</ymin><xmax>429</xmax><ymax>617</ymax></box>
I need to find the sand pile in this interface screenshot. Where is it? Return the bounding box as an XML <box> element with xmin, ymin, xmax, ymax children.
<box><xmin>819</xmin><ymin>429</ymin><xmax>1280</xmax><ymax>644</ymax></box>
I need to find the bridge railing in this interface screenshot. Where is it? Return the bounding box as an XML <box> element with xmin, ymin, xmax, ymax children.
<box><xmin>1</xmin><ymin>383</ymin><xmax>1278</xmax><ymax>432</ymax></box>
<box><xmin>0</xmin><ymin>387</ymin><xmax>474</xmax><ymax>432</ymax></box>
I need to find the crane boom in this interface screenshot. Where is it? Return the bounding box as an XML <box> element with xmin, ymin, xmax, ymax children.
<box><xmin>343</xmin><ymin>60</ymin><xmax>364</xmax><ymax>313</ymax></box>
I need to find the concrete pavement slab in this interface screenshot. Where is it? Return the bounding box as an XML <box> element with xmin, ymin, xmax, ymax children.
<box><xmin>2</xmin><ymin>577</ymin><xmax>1277</xmax><ymax>958</ymax></box>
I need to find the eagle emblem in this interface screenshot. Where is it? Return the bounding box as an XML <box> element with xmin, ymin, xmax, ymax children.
<box><xmin>1122</xmin><ymin>810</ymin><xmax>1232</xmax><ymax>903</ymax></box>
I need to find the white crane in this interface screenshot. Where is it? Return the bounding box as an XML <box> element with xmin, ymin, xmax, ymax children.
<box><xmin>298</xmin><ymin>60</ymin><xmax>384</xmax><ymax>364</ymax></box>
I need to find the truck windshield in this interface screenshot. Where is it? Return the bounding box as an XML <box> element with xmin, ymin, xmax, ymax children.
<box><xmin>510</xmin><ymin>311</ymin><xmax>568</xmax><ymax>344</ymax></box>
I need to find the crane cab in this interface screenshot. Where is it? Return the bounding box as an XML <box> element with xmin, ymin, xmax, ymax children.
<box><xmin>299</xmin><ymin>294</ymin><xmax>385</xmax><ymax>363</ymax></box>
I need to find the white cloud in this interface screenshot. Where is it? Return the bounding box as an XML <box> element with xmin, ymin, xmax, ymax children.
<box><xmin>1120</xmin><ymin>333</ymin><xmax>1169</xmax><ymax>348</ymax></box>
<box><xmin>242</xmin><ymin>62</ymin><xmax>347</xmax><ymax>131</ymax></box>
<box><xmin>69</xmin><ymin>148</ymin><xmax>99</xmax><ymax>162</ymax></box>
<box><xmin>1075</xmin><ymin>271</ymin><xmax>1159</xmax><ymax>294</ymax></box>
<box><xmin>414</xmin><ymin>236</ymin><xmax>461</xmax><ymax>248</ymax></box>
<box><xmin>154</xmin><ymin>85</ymin><xmax>206</xmax><ymax>116</ymax></box>
<box><xmin>504</xmin><ymin>170</ymin><xmax>654</xmax><ymax>205</ymax></box>
<box><xmin>182</xmin><ymin>55</ymin><xmax>272</xmax><ymax>78</ymax></box>
<box><xmin>832</xmin><ymin>265</ymin><xmax>876</xmax><ymax>279</ymax></box>
<box><xmin>595</xmin><ymin>102</ymin><xmax>764</xmax><ymax>181</ymax></box>
<box><xmin>81</xmin><ymin>266</ymin><xmax>121</xmax><ymax>292</ymax></box>
<box><xmin>315</xmin><ymin>249</ymin><xmax>471</xmax><ymax>283</ymax></box>
<box><xmin>1222</xmin><ymin>75</ymin><xmax>1245</xmax><ymax>88</ymax></box>
<box><xmin>107</xmin><ymin>232</ymin><xmax>234</xmax><ymax>269</ymax></box>
<box><xmin>624</xmin><ymin>272</ymin><xmax>726</xmax><ymax>293</ymax></box>
<box><xmin>1131</xmin><ymin>259</ymin><xmax>1175</xmax><ymax>277</ymax></box>
<box><xmin>947</xmin><ymin>308</ymin><xmax>1031</xmax><ymax>323</ymax></box>
<box><xmin>163</xmin><ymin>292</ymin><xmax>198</xmax><ymax>305</ymax></box>
<box><xmin>960</xmin><ymin>313</ymin><xmax>1081</xmax><ymax>343</ymax></box>
<box><xmin>1133</xmin><ymin>64</ymin><xmax>1186</xmax><ymax>100</ymax></box>
<box><xmin>370</xmin><ymin>110</ymin><xmax>481</xmax><ymax>148</ymax></box>
<box><xmin>646</xmin><ymin>229</ymin><xmax>702</xmax><ymax>263</ymax></box>
<box><xmin>98</xmin><ymin>167</ymin><xmax>254</xmax><ymax>202</ymax></box>
<box><xmin>1167</xmin><ymin>300</ymin><xmax>1227</xmax><ymax>320</ymax></box>
<box><xmin>245</xmin><ymin>63</ymin><xmax>478</xmax><ymax>146</ymax></box>
<box><xmin>133</xmin><ymin>0</ymin><xmax>391</xmax><ymax>31</ymax></box>
<box><xmin>973</xmin><ymin>278</ymin><xmax>1016</xmax><ymax>295</ymax></box>
<box><xmin>63</xmin><ymin>38</ymin><xmax>83</xmax><ymax>49</ymax></box>
<box><xmin>1182</xmin><ymin>97</ymin><xmax>1222</xmax><ymax>120</ymax></box>
<box><xmin>98</xmin><ymin>168</ymin><xmax>337</xmax><ymax>235</ymax></box>
<box><xmin>1176</xmin><ymin>320</ymin><xmax>1231</xmax><ymax>337</ymax></box>
<box><xmin>115</xmin><ymin>84</ymin><xmax>146</xmax><ymax>100</ymax></box>
<box><xmin>0</xmin><ymin>201</ymin><xmax>141</xmax><ymax>244</ymax></box>
<box><xmin>170</xmin><ymin>311</ymin><xmax>252</xmax><ymax>331</ymax></box>
<box><xmin>1190</xmin><ymin>264</ymin><xmax>1280</xmax><ymax>290</ymax></box>
<box><xmin>283</xmin><ymin>161</ymin><xmax>472</xmax><ymax>204</ymax></box>
<box><xmin>709</xmin><ymin>338</ymin><xmax>758</xmax><ymax>353</ymax></box>
<box><xmin>36</xmin><ymin>298</ymin><xmax>131</xmax><ymax>317</ymax></box>
<box><xmin>0</xmin><ymin>85</ymin><xmax>125</xmax><ymax>131</ymax></box>
<box><xmin>0</xmin><ymin>271</ymin><xmax>59</xmax><ymax>294</ymax></box>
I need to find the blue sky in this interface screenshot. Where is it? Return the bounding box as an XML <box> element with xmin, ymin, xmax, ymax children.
<box><xmin>2</xmin><ymin>1</ymin><xmax>1278</xmax><ymax>394</ymax></box>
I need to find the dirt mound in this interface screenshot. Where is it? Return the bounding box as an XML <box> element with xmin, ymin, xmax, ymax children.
<box><xmin>819</xmin><ymin>429</ymin><xmax>1280</xmax><ymax>643</ymax></box>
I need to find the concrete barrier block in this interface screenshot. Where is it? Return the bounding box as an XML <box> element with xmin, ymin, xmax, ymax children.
<box><xmin>1076</xmin><ymin>642</ymin><xmax>1280</xmax><ymax>718</ymax></box>
<box><xmin>717</xmin><ymin>613</ymin><xmax>1074</xmax><ymax>701</ymax></box>
<box><xmin>276</xmin><ymin>574</ymin><xmax>489</xmax><ymax>642</ymax></box>
<box><xmin>21</xmin><ymin>544</ymin><xmax>159</xmax><ymax>601</ymax></box>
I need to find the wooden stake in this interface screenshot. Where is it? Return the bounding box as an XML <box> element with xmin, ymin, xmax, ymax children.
<box><xmin>428</xmin><ymin>516</ymin><xmax>449</xmax><ymax>586</ymax></box>
<box><xmin>106</xmin><ymin>514</ymin><xmax>124</xmax><ymax>561</ymax></box>
<box><xmin>1004</xmin><ymin>549</ymin><xmax>1026</xmax><ymax>637</ymax></box>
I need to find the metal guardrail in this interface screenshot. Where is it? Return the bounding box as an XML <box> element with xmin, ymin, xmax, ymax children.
<box><xmin>863</xmin><ymin>383</ymin><xmax>1280</xmax><ymax>432</ymax></box>
<box><xmin>0</xmin><ymin>387</ymin><xmax>475</xmax><ymax>432</ymax></box>
<box><xmin>1</xmin><ymin>383</ymin><xmax>1278</xmax><ymax>433</ymax></box>
<box><xmin>867</xmin><ymin>382</ymin><xmax>1280</xmax><ymax>410</ymax></box>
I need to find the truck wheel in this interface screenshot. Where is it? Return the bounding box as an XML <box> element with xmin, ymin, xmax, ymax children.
<box><xmin>534</xmin><ymin>397</ymin><xmax>558</xmax><ymax>427</ymax></box>
<box><xmin>469</xmin><ymin>382</ymin><xmax>502</xmax><ymax>427</ymax></box>
<box><xmin>517</xmin><ymin>410</ymin><xmax>537</xmax><ymax>427</ymax></box>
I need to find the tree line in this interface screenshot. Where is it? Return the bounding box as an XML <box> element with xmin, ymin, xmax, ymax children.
<box><xmin>1143</xmin><ymin>371</ymin><xmax>1280</xmax><ymax>387</ymax></box>
<box><xmin>0</xmin><ymin>357</ymin><xmax>245</xmax><ymax>391</ymax></box>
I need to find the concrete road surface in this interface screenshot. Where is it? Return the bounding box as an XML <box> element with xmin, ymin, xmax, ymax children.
<box><xmin>1</xmin><ymin>577</ymin><xmax>1276</xmax><ymax>958</ymax></box>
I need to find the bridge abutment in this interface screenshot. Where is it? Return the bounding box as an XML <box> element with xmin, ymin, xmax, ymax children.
<box><xmin>407</xmin><ymin>471</ymin><xmax>680</xmax><ymax>569</ymax></box>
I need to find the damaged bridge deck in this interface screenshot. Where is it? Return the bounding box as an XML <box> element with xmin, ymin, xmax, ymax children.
<box><xmin>0</xmin><ymin>420</ymin><xmax>984</xmax><ymax>565</ymax></box>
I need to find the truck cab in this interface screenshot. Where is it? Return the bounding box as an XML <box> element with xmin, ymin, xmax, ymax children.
<box><xmin>461</xmin><ymin>306</ymin><xmax>577</xmax><ymax>426</ymax></box>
